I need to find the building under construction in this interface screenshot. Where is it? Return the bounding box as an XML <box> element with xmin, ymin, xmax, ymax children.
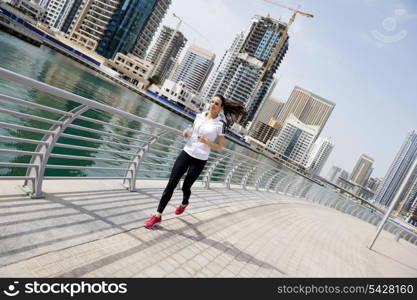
<box><xmin>213</xmin><ymin>15</ymin><xmax>289</xmax><ymax>126</ymax></box>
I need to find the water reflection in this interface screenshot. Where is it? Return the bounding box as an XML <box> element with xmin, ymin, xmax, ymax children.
<box><xmin>0</xmin><ymin>31</ymin><xmax>287</xmax><ymax>181</ymax></box>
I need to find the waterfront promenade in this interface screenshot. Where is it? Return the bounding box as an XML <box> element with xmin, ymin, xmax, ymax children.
<box><xmin>0</xmin><ymin>179</ymin><xmax>416</xmax><ymax>278</ymax></box>
<box><xmin>0</xmin><ymin>29</ymin><xmax>416</xmax><ymax>279</ymax></box>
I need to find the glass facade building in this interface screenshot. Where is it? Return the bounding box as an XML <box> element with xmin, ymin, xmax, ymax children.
<box><xmin>172</xmin><ymin>44</ymin><xmax>215</xmax><ymax>94</ymax></box>
<box><xmin>96</xmin><ymin>0</ymin><xmax>157</xmax><ymax>59</ymax></box>
<box><xmin>374</xmin><ymin>130</ymin><xmax>417</xmax><ymax>208</ymax></box>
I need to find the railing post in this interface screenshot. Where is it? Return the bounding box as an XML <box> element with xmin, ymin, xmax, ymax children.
<box><xmin>241</xmin><ymin>166</ymin><xmax>256</xmax><ymax>190</ymax></box>
<box><xmin>123</xmin><ymin>133</ymin><xmax>163</xmax><ymax>192</ymax></box>
<box><xmin>265</xmin><ymin>171</ymin><xmax>280</xmax><ymax>192</ymax></box>
<box><xmin>225</xmin><ymin>161</ymin><xmax>243</xmax><ymax>190</ymax></box>
<box><xmin>255</xmin><ymin>169</ymin><xmax>271</xmax><ymax>191</ymax></box>
<box><xmin>282</xmin><ymin>176</ymin><xmax>295</xmax><ymax>195</ymax></box>
<box><xmin>23</xmin><ymin>105</ymin><xmax>89</xmax><ymax>198</ymax></box>
<box><xmin>299</xmin><ymin>182</ymin><xmax>313</xmax><ymax>199</ymax></box>
<box><xmin>274</xmin><ymin>177</ymin><xmax>288</xmax><ymax>194</ymax></box>
<box><xmin>203</xmin><ymin>154</ymin><xmax>230</xmax><ymax>189</ymax></box>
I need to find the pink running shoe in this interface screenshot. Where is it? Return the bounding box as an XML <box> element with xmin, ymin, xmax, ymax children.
<box><xmin>175</xmin><ymin>204</ymin><xmax>188</xmax><ymax>215</ymax></box>
<box><xmin>144</xmin><ymin>215</ymin><xmax>161</xmax><ymax>228</ymax></box>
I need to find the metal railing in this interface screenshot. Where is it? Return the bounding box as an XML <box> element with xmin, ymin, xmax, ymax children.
<box><xmin>0</xmin><ymin>66</ymin><xmax>301</xmax><ymax>198</ymax></box>
<box><xmin>0</xmin><ymin>66</ymin><xmax>416</xmax><ymax>246</ymax></box>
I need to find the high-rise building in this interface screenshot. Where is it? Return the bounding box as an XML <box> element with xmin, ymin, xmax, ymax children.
<box><xmin>253</xmin><ymin>96</ymin><xmax>283</xmax><ymax>125</ymax></box>
<box><xmin>248</xmin><ymin>122</ymin><xmax>279</xmax><ymax>144</ymax></box>
<box><xmin>42</xmin><ymin>0</ymin><xmax>75</xmax><ymax>30</ymax></box>
<box><xmin>374</xmin><ymin>130</ymin><xmax>417</xmax><ymax>207</ymax></box>
<box><xmin>172</xmin><ymin>44</ymin><xmax>215</xmax><ymax>94</ymax></box>
<box><xmin>201</xmin><ymin>32</ymin><xmax>245</xmax><ymax>102</ymax></box>
<box><xmin>68</xmin><ymin>0</ymin><xmax>170</xmax><ymax>58</ymax></box>
<box><xmin>60</xmin><ymin>0</ymin><xmax>82</xmax><ymax>33</ymax></box>
<box><xmin>266</xmin><ymin>114</ymin><xmax>319</xmax><ymax>168</ymax></box>
<box><xmin>248</xmin><ymin>97</ymin><xmax>284</xmax><ymax>143</ymax></box>
<box><xmin>68</xmin><ymin>0</ymin><xmax>117</xmax><ymax>51</ymax></box>
<box><xmin>213</xmin><ymin>15</ymin><xmax>289</xmax><ymax>126</ymax></box>
<box><xmin>274</xmin><ymin>86</ymin><xmax>335</xmax><ymax>140</ymax></box>
<box><xmin>131</xmin><ymin>0</ymin><xmax>171</xmax><ymax>59</ymax></box>
<box><xmin>96</xmin><ymin>0</ymin><xmax>170</xmax><ymax>59</ymax></box>
<box><xmin>402</xmin><ymin>178</ymin><xmax>417</xmax><ymax>213</ymax></box>
<box><xmin>349</xmin><ymin>154</ymin><xmax>374</xmax><ymax>187</ymax></box>
<box><xmin>146</xmin><ymin>25</ymin><xmax>187</xmax><ymax>84</ymax></box>
<box><xmin>307</xmin><ymin>137</ymin><xmax>334</xmax><ymax>176</ymax></box>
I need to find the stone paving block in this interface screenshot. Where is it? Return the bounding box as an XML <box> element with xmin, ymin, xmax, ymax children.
<box><xmin>179</xmin><ymin>249</ymin><xmax>195</xmax><ymax>260</ymax></box>
<box><xmin>197</xmin><ymin>268</ymin><xmax>215</xmax><ymax>277</ymax></box>
<box><xmin>225</xmin><ymin>262</ymin><xmax>243</xmax><ymax>275</ymax></box>
<box><xmin>193</xmin><ymin>254</ymin><xmax>210</xmax><ymax>268</ymax></box>
<box><xmin>141</xmin><ymin>265</ymin><xmax>167</xmax><ymax>278</ymax></box>
<box><xmin>218</xmin><ymin>268</ymin><xmax>235</xmax><ymax>278</ymax></box>
<box><xmin>167</xmin><ymin>268</ymin><xmax>190</xmax><ymax>277</ymax></box>
<box><xmin>157</xmin><ymin>261</ymin><xmax>176</xmax><ymax>274</ymax></box>
<box><xmin>182</xmin><ymin>265</ymin><xmax>197</xmax><ymax>276</ymax></box>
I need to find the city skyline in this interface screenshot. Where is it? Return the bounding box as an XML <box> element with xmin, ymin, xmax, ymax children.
<box><xmin>157</xmin><ymin>0</ymin><xmax>417</xmax><ymax>178</ymax></box>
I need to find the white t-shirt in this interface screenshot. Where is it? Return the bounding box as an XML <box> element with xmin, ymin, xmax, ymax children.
<box><xmin>183</xmin><ymin>112</ymin><xmax>226</xmax><ymax>161</ymax></box>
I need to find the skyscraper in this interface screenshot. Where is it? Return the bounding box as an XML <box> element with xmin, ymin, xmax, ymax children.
<box><xmin>374</xmin><ymin>130</ymin><xmax>417</xmax><ymax>207</ymax></box>
<box><xmin>131</xmin><ymin>0</ymin><xmax>171</xmax><ymax>59</ymax></box>
<box><xmin>201</xmin><ymin>32</ymin><xmax>245</xmax><ymax>101</ymax></box>
<box><xmin>146</xmin><ymin>25</ymin><xmax>187</xmax><ymax>84</ymax></box>
<box><xmin>68</xmin><ymin>0</ymin><xmax>122</xmax><ymax>51</ymax></box>
<box><xmin>307</xmin><ymin>137</ymin><xmax>334</xmax><ymax>176</ymax></box>
<box><xmin>402</xmin><ymin>178</ymin><xmax>417</xmax><ymax>213</ymax></box>
<box><xmin>349</xmin><ymin>154</ymin><xmax>374</xmax><ymax>187</ymax></box>
<box><xmin>68</xmin><ymin>0</ymin><xmax>170</xmax><ymax>58</ymax></box>
<box><xmin>248</xmin><ymin>96</ymin><xmax>284</xmax><ymax>143</ymax></box>
<box><xmin>61</xmin><ymin>0</ymin><xmax>82</xmax><ymax>33</ymax></box>
<box><xmin>96</xmin><ymin>0</ymin><xmax>170</xmax><ymax>59</ymax></box>
<box><xmin>212</xmin><ymin>15</ymin><xmax>289</xmax><ymax>125</ymax></box>
<box><xmin>266</xmin><ymin>114</ymin><xmax>319</xmax><ymax>168</ymax></box>
<box><xmin>274</xmin><ymin>86</ymin><xmax>335</xmax><ymax>140</ymax></box>
<box><xmin>172</xmin><ymin>44</ymin><xmax>215</xmax><ymax>94</ymax></box>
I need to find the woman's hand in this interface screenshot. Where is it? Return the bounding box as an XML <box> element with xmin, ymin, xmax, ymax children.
<box><xmin>182</xmin><ymin>129</ymin><xmax>191</xmax><ymax>137</ymax></box>
<box><xmin>197</xmin><ymin>135</ymin><xmax>208</xmax><ymax>144</ymax></box>
<box><xmin>198</xmin><ymin>135</ymin><xmax>224</xmax><ymax>151</ymax></box>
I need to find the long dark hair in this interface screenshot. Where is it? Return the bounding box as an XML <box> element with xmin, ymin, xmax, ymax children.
<box><xmin>214</xmin><ymin>95</ymin><xmax>246</xmax><ymax>126</ymax></box>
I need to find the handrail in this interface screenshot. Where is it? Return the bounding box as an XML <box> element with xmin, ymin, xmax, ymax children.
<box><xmin>0</xmin><ymin>66</ymin><xmax>300</xmax><ymax>197</ymax></box>
<box><xmin>0</xmin><ymin>67</ymin><xmax>415</xmax><ymax>245</ymax></box>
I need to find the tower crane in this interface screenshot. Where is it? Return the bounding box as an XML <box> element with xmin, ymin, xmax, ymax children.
<box><xmin>244</xmin><ymin>0</ymin><xmax>313</xmax><ymax>122</ymax></box>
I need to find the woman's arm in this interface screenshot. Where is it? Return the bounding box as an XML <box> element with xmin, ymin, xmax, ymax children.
<box><xmin>197</xmin><ymin>135</ymin><xmax>224</xmax><ymax>151</ymax></box>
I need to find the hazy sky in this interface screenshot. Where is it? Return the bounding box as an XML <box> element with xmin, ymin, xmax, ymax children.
<box><xmin>157</xmin><ymin>0</ymin><xmax>417</xmax><ymax>178</ymax></box>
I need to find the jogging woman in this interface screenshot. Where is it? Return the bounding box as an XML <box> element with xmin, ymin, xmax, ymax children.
<box><xmin>144</xmin><ymin>95</ymin><xmax>245</xmax><ymax>228</ymax></box>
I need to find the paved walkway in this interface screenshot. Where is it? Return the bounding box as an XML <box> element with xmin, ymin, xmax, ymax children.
<box><xmin>0</xmin><ymin>180</ymin><xmax>416</xmax><ymax>277</ymax></box>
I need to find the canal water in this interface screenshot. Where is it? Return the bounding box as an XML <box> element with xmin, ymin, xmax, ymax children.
<box><xmin>0</xmin><ymin>31</ymin><xmax>286</xmax><ymax>181</ymax></box>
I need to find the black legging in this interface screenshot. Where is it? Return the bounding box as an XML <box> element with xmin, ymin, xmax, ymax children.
<box><xmin>157</xmin><ymin>150</ymin><xmax>207</xmax><ymax>213</ymax></box>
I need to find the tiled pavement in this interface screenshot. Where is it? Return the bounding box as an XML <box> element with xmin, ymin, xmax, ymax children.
<box><xmin>0</xmin><ymin>180</ymin><xmax>416</xmax><ymax>277</ymax></box>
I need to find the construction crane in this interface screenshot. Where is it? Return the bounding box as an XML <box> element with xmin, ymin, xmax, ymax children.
<box><xmin>244</xmin><ymin>1</ymin><xmax>313</xmax><ymax>121</ymax></box>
